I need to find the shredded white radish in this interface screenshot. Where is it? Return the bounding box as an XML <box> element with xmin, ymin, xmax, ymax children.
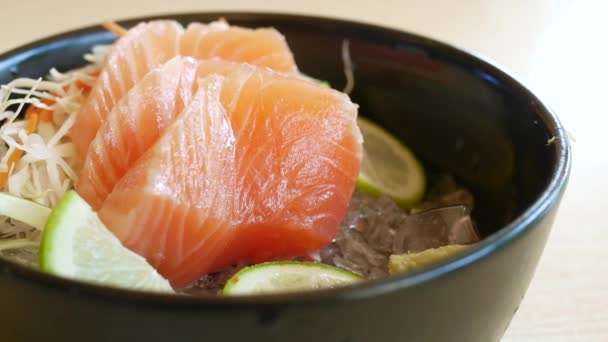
<box><xmin>0</xmin><ymin>44</ymin><xmax>109</xmax><ymax>207</ymax></box>
<box><xmin>342</xmin><ymin>40</ymin><xmax>355</xmax><ymax>95</ymax></box>
<box><xmin>0</xmin><ymin>44</ymin><xmax>110</xmax><ymax>250</ymax></box>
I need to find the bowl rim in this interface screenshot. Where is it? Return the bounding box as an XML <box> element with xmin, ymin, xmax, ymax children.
<box><xmin>0</xmin><ymin>11</ymin><xmax>571</xmax><ymax>308</ymax></box>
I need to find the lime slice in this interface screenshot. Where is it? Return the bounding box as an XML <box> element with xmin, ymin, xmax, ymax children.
<box><xmin>0</xmin><ymin>192</ymin><xmax>51</xmax><ymax>230</ymax></box>
<box><xmin>356</xmin><ymin>117</ymin><xmax>426</xmax><ymax>207</ymax></box>
<box><xmin>223</xmin><ymin>261</ymin><xmax>362</xmax><ymax>295</ymax></box>
<box><xmin>388</xmin><ymin>244</ymin><xmax>469</xmax><ymax>274</ymax></box>
<box><xmin>39</xmin><ymin>191</ymin><xmax>173</xmax><ymax>292</ymax></box>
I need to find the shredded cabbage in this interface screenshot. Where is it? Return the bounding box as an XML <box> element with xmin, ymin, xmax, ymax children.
<box><xmin>0</xmin><ymin>44</ymin><xmax>109</xmax><ymax>208</ymax></box>
<box><xmin>0</xmin><ymin>44</ymin><xmax>110</xmax><ymax>253</ymax></box>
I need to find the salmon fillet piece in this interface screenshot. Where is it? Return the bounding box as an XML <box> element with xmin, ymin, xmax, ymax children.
<box><xmin>98</xmin><ymin>69</ymin><xmax>361</xmax><ymax>287</ymax></box>
<box><xmin>71</xmin><ymin>21</ymin><xmax>183</xmax><ymax>161</ymax></box>
<box><xmin>76</xmin><ymin>56</ymin><xmax>243</xmax><ymax>209</ymax></box>
<box><xmin>71</xmin><ymin>20</ymin><xmax>297</xmax><ymax>162</ymax></box>
<box><xmin>180</xmin><ymin>21</ymin><xmax>297</xmax><ymax>74</ymax></box>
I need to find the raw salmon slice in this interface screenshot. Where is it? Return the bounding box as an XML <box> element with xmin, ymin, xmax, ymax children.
<box><xmin>71</xmin><ymin>21</ymin><xmax>183</xmax><ymax>161</ymax></box>
<box><xmin>99</xmin><ymin>70</ymin><xmax>361</xmax><ymax>287</ymax></box>
<box><xmin>71</xmin><ymin>20</ymin><xmax>298</xmax><ymax>162</ymax></box>
<box><xmin>180</xmin><ymin>22</ymin><xmax>297</xmax><ymax>74</ymax></box>
<box><xmin>76</xmin><ymin>56</ymin><xmax>243</xmax><ymax>209</ymax></box>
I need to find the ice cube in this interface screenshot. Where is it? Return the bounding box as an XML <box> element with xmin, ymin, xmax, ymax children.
<box><xmin>392</xmin><ymin>206</ymin><xmax>480</xmax><ymax>254</ymax></box>
<box><xmin>411</xmin><ymin>175</ymin><xmax>474</xmax><ymax>213</ymax></box>
<box><xmin>449</xmin><ymin>215</ymin><xmax>480</xmax><ymax>245</ymax></box>
<box><xmin>334</xmin><ymin>229</ymin><xmax>389</xmax><ymax>278</ymax></box>
<box><xmin>341</xmin><ymin>191</ymin><xmax>404</xmax><ymax>253</ymax></box>
<box><xmin>319</xmin><ymin>190</ymin><xmax>407</xmax><ymax>278</ymax></box>
<box><xmin>321</xmin><ymin>180</ymin><xmax>480</xmax><ymax>279</ymax></box>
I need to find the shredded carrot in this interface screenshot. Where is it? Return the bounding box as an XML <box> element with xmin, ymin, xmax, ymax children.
<box><xmin>0</xmin><ymin>38</ymin><xmax>105</xmax><ymax>189</ymax></box>
<box><xmin>65</xmin><ymin>69</ymin><xmax>100</xmax><ymax>93</ymax></box>
<box><xmin>24</xmin><ymin>105</ymin><xmax>38</xmax><ymax>120</ymax></box>
<box><xmin>0</xmin><ymin>33</ymin><xmax>105</xmax><ymax>188</ymax></box>
<box><xmin>75</xmin><ymin>80</ymin><xmax>92</xmax><ymax>92</ymax></box>
<box><xmin>0</xmin><ymin>112</ymin><xmax>40</xmax><ymax>188</ymax></box>
<box><xmin>40</xmin><ymin>97</ymin><xmax>55</xmax><ymax>106</ymax></box>
<box><xmin>102</xmin><ymin>20</ymin><xmax>127</xmax><ymax>37</ymax></box>
<box><xmin>24</xmin><ymin>67</ymin><xmax>100</xmax><ymax>124</ymax></box>
<box><xmin>26</xmin><ymin>112</ymin><xmax>39</xmax><ymax>134</ymax></box>
<box><xmin>0</xmin><ymin>148</ymin><xmax>23</xmax><ymax>188</ymax></box>
<box><xmin>25</xmin><ymin>98</ymin><xmax>53</xmax><ymax>122</ymax></box>
<box><xmin>39</xmin><ymin>110</ymin><xmax>52</xmax><ymax>122</ymax></box>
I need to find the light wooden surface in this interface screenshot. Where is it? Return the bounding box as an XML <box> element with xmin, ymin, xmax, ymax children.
<box><xmin>1</xmin><ymin>1</ymin><xmax>606</xmax><ymax>340</ymax></box>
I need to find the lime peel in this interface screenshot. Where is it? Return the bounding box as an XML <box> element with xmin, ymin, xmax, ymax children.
<box><xmin>356</xmin><ymin>117</ymin><xmax>426</xmax><ymax>208</ymax></box>
<box><xmin>39</xmin><ymin>191</ymin><xmax>173</xmax><ymax>292</ymax></box>
<box><xmin>224</xmin><ymin>261</ymin><xmax>362</xmax><ymax>295</ymax></box>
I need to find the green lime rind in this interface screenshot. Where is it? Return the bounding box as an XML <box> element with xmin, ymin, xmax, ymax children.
<box><xmin>39</xmin><ymin>191</ymin><xmax>78</xmax><ymax>274</ymax></box>
<box><xmin>356</xmin><ymin>175</ymin><xmax>425</xmax><ymax>208</ymax></box>
<box><xmin>356</xmin><ymin>117</ymin><xmax>426</xmax><ymax>208</ymax></box>
<box><xmin>39</xmin><ymin>191</ymin><xmax>173</xmax><ymax>292</ymax></box>
<box><xmin>0</xmin><ymin>192</ymin><xmax>51</xmax><ymax>230</ymax></box>
<box><xmin>319</xmin><ymin>80</ymin><xmax>331</xmax><ymax>88</ymax></box>
<box><xmin>223</xmin><ymin>261</ymin><xmax>362</xmax><ymax>295</ymax></box>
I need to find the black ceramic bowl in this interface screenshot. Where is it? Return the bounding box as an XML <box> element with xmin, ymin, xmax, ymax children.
<box><xmin>0</xmin><ymin>12</ymin><xmax>570</xmax><ymax>342</ymax></box>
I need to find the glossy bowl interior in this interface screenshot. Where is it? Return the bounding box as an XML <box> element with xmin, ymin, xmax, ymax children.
<box><xmin>0</xmin><ymin>12</ymin><xmax>570</xmax><ymax>342</ymax></box>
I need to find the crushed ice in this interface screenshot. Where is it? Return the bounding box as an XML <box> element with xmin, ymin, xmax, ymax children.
<box><xmin>320</xmin><ymin>175</ymin><xmax>480</xmax><ymax>279</ymax></box>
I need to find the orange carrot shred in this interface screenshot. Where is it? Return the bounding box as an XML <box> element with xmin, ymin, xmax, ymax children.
<box><xmin>41</xmin><ymin>97</ymin><xmax>55</xmax><ymax>106</ymax></box>
<box><xmin>0</xmin><ymin>172</ymin><xmax>7</xmax><ymax>188</ymax></box>
<box><xmin>75</xmin><ymin>80</ymin><xmax>92</xmax><ymax>91</ymax></box>
<box><xmin>39</xmin><ymin>109</ymin><xmax>53</xmax><ymax>122</ymax></box>
<box><xmin>102</xmin><ymin>20</ymin><xmax>127</xmax><ymax>37</ymax></box>
<box><xmin>26</xmin><ymin>112</ymin><xmax>39</xmax><ymax>134</ymax></box>
<box><xmin>0</xmin><ymin>148</ymin><xmax>24</xmax><ymax>187</ymax></box>
<box><xmin>0</xmin><ymin>36</ymin><xmax>104</xmax><ymax>187</ymax></box>
<box><xmin>25</xmin><ymin>98</ymin><xmax>54</xmax><ymax>122</ymax></box>
<box><xmin>0</xmin><ymin>112</ymin><xmax>40</xmax><ymax>188</ymax></box>
<box><xmin>38</xmin><ymin>98</ymin><xmax>54</xmax><ymax>121</ymax></box>
<box><xmin>24</xmin><ymin>104</ymin><xmax>38</xmax><ymax>120</ymax></box>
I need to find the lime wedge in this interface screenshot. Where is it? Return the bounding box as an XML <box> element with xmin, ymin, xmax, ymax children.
<box><xmin>223</xmin><ymin>261</ymin><xmax>362</xmax><ymax>295</ymax></box>
<box><xmin>388</xmin><ymin>245</ymin><xmax>469</xmax><ymax>274</ymax></box>
<box><xmin>0</xmin><ymin>192</ymin><xmax>51</xmax><ymax>230</ymax></box>
<box><xmin>356</xmin><ymin>117</ymin><xmax>426</xmax><ymax>207</ymax></box>
<box><xmin>39</xmin><ymin>191</ymin><xmax>173</xmax><ymax>292</ymax></box>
